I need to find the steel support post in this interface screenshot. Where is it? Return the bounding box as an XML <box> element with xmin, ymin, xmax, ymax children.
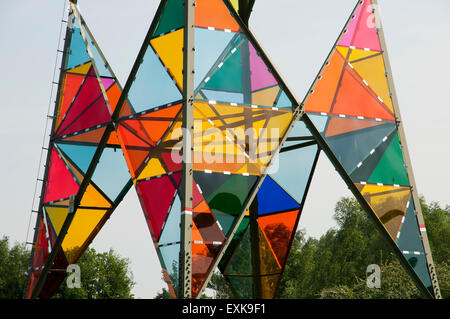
<box><xmin>372</xmin><ymin>0</ymin><xmax>441</xmax><ymax>298</ymax></box>
<box><xmin>238</xmin><ymin>0</ymin><xmax>256</xmax><ymax>25</ymax></box>
<box><xmin>179</xmin><ymin>0</ymin><xmax>195</xmax><ymax>299</ymax></box>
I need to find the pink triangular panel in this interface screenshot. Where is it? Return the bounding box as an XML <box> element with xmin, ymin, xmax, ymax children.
<box><xmin>44</xmin><ymin>149</ymin><xmax>80</xmax><ymax>203</ymax></box>
<box><xmin>249</xmin><ymin>43</ymin><xmax>277</xmax><ymax>91</ymax></box>
<box><xmin>137</xmin><ymin>173</ymin><xmax>181</xmax><ymax>241</ymax></box>
<box><xmin>101</xmin><ymin>77</ymin><xmax>115</xmax><ymax>91</ymax></box>
<box><xmin>339</xmin><ymin>3</ymin><xmax>363</xmax><ymax>47</ymax></box>
<box><xmin>338</xmin><ymin>0</ymin><xmax>381</xmax><ymax>51</ymax></box>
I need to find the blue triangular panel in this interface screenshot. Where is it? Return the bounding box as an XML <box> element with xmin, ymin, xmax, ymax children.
<box><xmin>66</xmin><ymin>24</ymin><xmax>91</xmax><ymax>70</ymax></box>
<box><xmin>256</xmin><ymin>176</ymin><xmax>300</xmax><ymax>216</ymax></box>
<box><xmin>127</xmin><ymin>46</ymin><xmax>182</xmax><ymax>113</ymax></box>
<box><xmin>91</xmin><ymin>147</ymin><xmax>131</xmax><ymax>201</ymax></box>
<box><xmin>56</xmin><ymin>143</ymin><xmax>97</xmax><ymax>173</ymax></box>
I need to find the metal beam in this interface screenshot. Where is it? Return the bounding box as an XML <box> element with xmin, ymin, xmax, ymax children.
<box><xmin>372</xmin><ymin>0</ymin><xmax>441</xmax><ymax>299</ymax></box>
<box><xmin>179</xmin><ymin>0</ymin><xmax>195</xmax><ymax>299</ymax></box>
<box><xmin>238</xmin><ymin>0</ymin><xmax>256</xmax><ymax>25</ymax></box>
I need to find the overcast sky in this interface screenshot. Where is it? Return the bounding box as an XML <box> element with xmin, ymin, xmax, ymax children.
<box><xmin>1</xmin><ymin>0</ymin><xmax>449</xmax><ymax>299</ymax></box>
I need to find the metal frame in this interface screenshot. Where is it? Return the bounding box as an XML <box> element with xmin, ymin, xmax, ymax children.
<box><xmin>295</xmin><ymin>0</ymin><xmax>436</xmax><ymax>299</ymax></box>
<box><xmin>27</xmin><ymin>0</ymin><xmax>440</xmax><ymax>300</ymax></box>
<box><xmin>372</xmin><ymin>0</ymin><xmax>441</xmax><ymax>298</ymax></box>
<box><xmin>238</xmin><ymin>0</ymin><xmax>256</xmax><ymax>25</ymax></box>
<box><xmin>179</xmin><ymin>0</ymin><xmax>195</xmax><ymax>299</ymax></box>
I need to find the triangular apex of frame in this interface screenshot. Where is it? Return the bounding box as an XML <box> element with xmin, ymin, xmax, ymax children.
<box><xmin>26</xmin><ymin>4</ymin><xmax>128</xmax><ymax>299</ymax></box>
<box><xmin>302</xmin><ymin>0</ymin><xmax>438</xmax><ymax>298</ymax></box>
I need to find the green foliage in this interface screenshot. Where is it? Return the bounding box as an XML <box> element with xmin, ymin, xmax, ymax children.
<box><xmin>0</xmin><ymin>239</ymin><xmax>135</xmax><ymax>299</ymax></box>
<box><xmin>154</xmin><ymin>287</ymin><xmax>172</xmax><ymax>299</ymax></box>
<box><xmin>53</xmin><ymin>248</ymin><xmax>135</xmax><ymax>299</ymax></box>
<box><xmin>277</xmin><ymin>197</ymin><xmax>449</xmax><ymax>299</ymax></box>
<box><xmin>208</xmin><ymin>196</ymin><xmax>449</xmax><ymax>299</ymax></box>
<box><xmin>0</xmin><ymin>237</ymin><xmax>29</xmax><ymax>298</ymax></box>
<box><xmin>207</xmin><ymin>272</ymin><xmax>234</xmax><ymax>299</ymax></box>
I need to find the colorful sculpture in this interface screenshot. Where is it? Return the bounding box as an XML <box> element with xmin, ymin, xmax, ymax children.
<box><xmin>25</xmin><ymin>0</ymin><xmax>440</xmax><ymax>299</ymax></box>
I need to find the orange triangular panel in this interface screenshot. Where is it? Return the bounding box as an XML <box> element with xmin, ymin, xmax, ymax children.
<box><xmin>195</xmin><ymin>0</ymin><xmax>240</xmax><ymax>32</ymax></box>
<box><xmin>304</xmin><ymin>49</ymin><xmax>346</xmax><ymax>113</ymax></box>
<box><xmin>332</xmin><ymin>65</ymin><xmax>395</xmax><ymax>121</ymax></box>
<box><xmin>258</xmin><ymin>210</ymin><xmax>299</xmax><ymax>267</ymax></box>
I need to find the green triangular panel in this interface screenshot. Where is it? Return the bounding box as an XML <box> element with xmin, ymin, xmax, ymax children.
<box><xmin>350</xmin><ymin>130</ymin><xmax>396</xmax><ymax>183</ymax></box>
<box><xmin>193</xmin><ymin>171</ymin><xmax>258</xmax><ymax>237</ymax></box>
<box><xmin>397</xmin><ymin>197</ymin><xmax>432</xmax><ymax>293</ymax></box>
<box><xmin>152</xmin><ymin>0</ymin><xmax>184</xmax><ymax>38</ymax></box>
<box><xmin>204</xmin><ymin>44</ymin><xmax>243</xmax><ymax>92</ymax></box>
<box><xmin>368</xmin><ymin>132</ymin><xmax>410</xmax><ymax>186</ymax></box>
<box><xmin>224</xmin><ymin>225</ymin><xmax>252</xmax><ymax>276</ymax></box>
<box><xmin>219</xmin><ymin>216</ymin><xmax>250</xmax><ymax>271</ymax></box>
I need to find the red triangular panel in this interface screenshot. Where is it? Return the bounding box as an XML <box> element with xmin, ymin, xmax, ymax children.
<box><xmin>43</xmin><ymin>149</ymin><xmax>80</xmax><ymax>203</ymax></box>
<box><xmin>137</xmin><ymin>173</ymin><xmax>181</xmax><ymax>241</ymax></box>
<box><xmin>332</xmin><ymin>65</ymin><xmax>394</xmax><ymax>121</ymax></box>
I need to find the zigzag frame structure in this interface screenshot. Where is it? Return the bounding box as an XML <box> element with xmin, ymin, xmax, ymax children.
<box><xmin>25</xmin><ymin>0</ymin><xmax>441</xmax><ymax>299</ymax></box>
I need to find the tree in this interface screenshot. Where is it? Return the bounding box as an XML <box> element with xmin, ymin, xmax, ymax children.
<box><xmin>277</xmin><ymin>197</ymin><xmax>449</xmax><ymax>299</ymax></box>
<box><xmin>53</xmin><ymin>247</ymin><xmax>135</xmax><ymax>299</ymax></box>
<box><xmin>0</xmin><ymin>237</ymin><xmax>135</xmax><ymax>299</ymax></box>
<box><xmin>0</xmin><ymin>237</ymin><xmax>29</xmax><ymax>299</ymax></box>
<box><xmin>207</xmin><ymin>196</ymin><xmax>448</xmax><ymax>299</ymax></box>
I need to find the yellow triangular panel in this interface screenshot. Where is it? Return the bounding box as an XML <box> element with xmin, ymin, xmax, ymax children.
<box><xmin>67</xmin><ymin>62</ymin><xmax>93</xmax><ymax>75</ymax></box>
<box><xmin>150</xmin><ymin>29</ymin><xmax>184</xmax><ymax>90</ymax></box>
<box><xmin>352</xmin><ymin>55</ymin><xmax>394</xmax><ymax>113</ymax></box>
<box><xmin>252</xmin><ymin>86</ymin><xmax>280</xmax><ymax>107</ymax></box>
<box><xmin>62</xmin><ymin>209</ymin><xmax>108</xmax><ymax>264</ymax></box>
<box><xmin>336</xmin><ymin>46</ymin><xmax>349</xmax><ymax>59</ymax></box>
<box><xmin>137</xmin><ymin>158</ymin><xmax>167</xmax><ymax>181</ymax></box>
<box><xmin>230</xmin><ymin>0</ymin><xmax>239</xmax><ymax>12</ymax></box>
<box><xmin>359</xmin><ymin>183</ymin><xmax>411</xmax><ymax>240</ymax></box>
<box><xmin>45</xmin><ymin>207</ymin><xmax>69</xmax><ymax>236</ymax></box>
<box><xmin>80</xmin><ymin>184</ymin><xmax>111</xmax><ymax>208</ymax></box>
<box><xmin>348</xmin><ymin>48</ymin><xmax>378</xmax><ymax>62</ymax></box>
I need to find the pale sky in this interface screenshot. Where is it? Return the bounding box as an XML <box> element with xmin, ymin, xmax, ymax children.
<box><xmin>1</xmin><ymin>0</ymin><xmax>449</xmax><ymax>299</ymax></box>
